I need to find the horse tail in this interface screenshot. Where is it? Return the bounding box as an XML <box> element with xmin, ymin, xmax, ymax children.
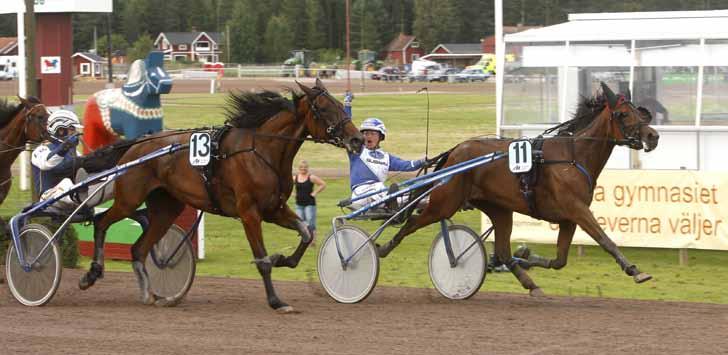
<box><xmin>431</xmin><ymin>147</ymin><xmax>456</xmax><ymax>171</ymax></box>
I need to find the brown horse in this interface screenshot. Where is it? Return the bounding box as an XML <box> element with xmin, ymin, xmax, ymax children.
<box><xmin>0</xmin><ymin>97</ymin><xmax>50</xmax><ymax>228</ymax></box>
<box><xmin>80</xmin><ymin>79</ymin><xmax>363</xmax><ymax>312</ymax></box>
<box><xmin>377</xmin><ymin>83</ymin><xmax>660</xmax><ymax>296</ymax></box>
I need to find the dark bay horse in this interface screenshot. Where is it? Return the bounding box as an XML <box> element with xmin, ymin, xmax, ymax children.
<box><xmin>377</xmin><ymin>83</ymin><xmax>660</xmax><ymax>296</ymax></box>
<box><xmin>0</xmin><ymin>97</ymin><xmax>50</xmax><ymax>227</ymax></box>
<box><xmin>81</xmin><ymin>79</ymin><xmax>363</xmax><ymax>312</ymax></box>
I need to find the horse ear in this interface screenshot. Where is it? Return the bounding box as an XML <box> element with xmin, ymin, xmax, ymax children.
<box><xmin>601</xmin><ymin>82</ymin><xmax>618</xmax><ymax>109</ymax></box>
<box><xmin>17</xmin><ymin>95</ymin><xmax>29</xmax><ymax>108</ymax></box>
<box><xmin>296</xmin><ymin>81</ymin><xmax>316</xmax><ymax>98</ymax></box>
<box><xmin>314</xmin><ymin>78</ymin><xmax>327</xmax><ymax>92</ymax></box>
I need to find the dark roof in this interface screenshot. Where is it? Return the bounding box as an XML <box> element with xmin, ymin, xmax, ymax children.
<box><xmin>159</xmin><ymin>32</ymin><xmax>222</xmax><ymax>45</ymax></box>
<box><xmin>72</xmin><ymin>52</ymin><xmax>107</xmax><ymax>62</ymax></box>
<box><xmin>0</xmin><ymin>37</ymin><xmax>18</xmax><ymax>55</ymax></box>
<box><xmin>384</xmin><ymin>33</ymin><xmax>416</xmax><ymax>52</ymax></box>
<box><xmin>435</xmin><ymin>43</ymin><xmax>483</xmax><ymax>54</ymax></box>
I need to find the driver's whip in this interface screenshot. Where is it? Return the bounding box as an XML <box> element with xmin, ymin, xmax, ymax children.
<box><xmin>416</xmin><ymin>87</ymin><xmax>430</xmax><ymax>172</ymax></box>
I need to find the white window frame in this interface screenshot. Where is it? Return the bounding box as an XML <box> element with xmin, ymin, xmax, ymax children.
<box><xmin>179</xmin><ymin>44</ymin><xmax>188</xmax><ymax>50</ymax></box>
<box><xmin>195</xmin><ymin>41</ymin><xmax>210</xmax><ymax>51</ymax></box>
<box><xmin>80</xmin><ymin>62</ymin><xmax>90</xmax><ymax>75</ymax></box>
<box><xmin>411</xmin><ymin>53</ymin><xmax>419</xmax><ymax>61</ymax></box>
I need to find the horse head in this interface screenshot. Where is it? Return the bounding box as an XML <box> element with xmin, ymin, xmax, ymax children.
<box><xmin>601</xmin><ymin>82</ymin><xmax>659</xmax><ymax>152</ymax></box>
<box><xmin>123</xmin><ymin>51</ymin><xmax>172</xmax><ymax>98</ymax></box>
<box><xmin>16</xmin><ymin>96</ymin><xmax>50</xmax><ymax>143</ymax></box>
<box><xmin>296</xmin><ymin>78</ymin><xmax>363</xmax><ymax>154</ymax></box>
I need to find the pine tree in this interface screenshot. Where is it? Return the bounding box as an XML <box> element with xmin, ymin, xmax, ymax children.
<box><xmin>263</xmin><ymin>15</ymin><xmax>294</xmax><ymax>62</ymax></box>
<box><xmin>228</xmin><ymin>0</ymin><xmax>260</xmax><ymax>63</ymax></box>
<box><xmin>305</xmin><ymin>0</ymin><xmax>327</xmax><ymax>49</ymax></box>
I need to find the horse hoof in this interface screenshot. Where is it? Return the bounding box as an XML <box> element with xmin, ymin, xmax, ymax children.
<box><xmin>275</xmin><ymin>305</ymin><xmax>299</xmax><ymax>314</ymax></box>
<box><xmin>154</xmin><ymin>297</ymin><xmax>181</xmax><ymax>307</ymax></box>
<box><xmin>634</xmin><ymin>272</ymin><xmax>652</xmax><ymax>283</ymax></box>
<box><xmin>141</xmin><ymin>293</ymin><xmax>156</xmax><ymax>305</ymax></box>
<box><xmin>529</xmin><ymin>288</ymin><xmax>545</xmax><ymax>297</ymax></box>
<box><xmin>78</xmin><ymin>275</ymin><xmax>93</xmax><ymax>290</ymax></box>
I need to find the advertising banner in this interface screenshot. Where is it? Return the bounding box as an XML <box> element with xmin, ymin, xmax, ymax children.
<box><xmin>484</xmin><ymin>170</ymin><xmax>728</xmax><ymax>250</ymax></box>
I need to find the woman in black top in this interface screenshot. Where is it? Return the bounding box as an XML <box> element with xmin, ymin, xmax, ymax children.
<box><xmin>293</xmin><ymin>160</ymin><xmax>326</xmax><ymax>243</ymax></box>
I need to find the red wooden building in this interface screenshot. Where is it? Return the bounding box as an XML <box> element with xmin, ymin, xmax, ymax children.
<box><xmin>381</xmin><ymin>33</ymin><xmax>425</xmax><ymax>66</ymax></box>
<box><xmin>154</xmin><ymin>31</ymin><xmax>223</xmax><ymax>63</ymax></box>
<box><xmin>72</xmin><ymin>52</ymin><xmax>106</xmax><ymax>78</ymax></box>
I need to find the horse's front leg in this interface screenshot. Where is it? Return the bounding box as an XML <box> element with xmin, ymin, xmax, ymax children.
<box><xmin>240</xmin><ymin>205</ymin><xmax>295</xmax><ymax>313</ymax></box>
<box><xmin>266</xmin><ymin>205</ymin><xmax>313</xmax><ymax>268</ymax></box>
<box><xmin>572</xmin><ymin>206</ymin><xmax>652</xmax><ymax>283</ymax></box>
<box><xmin>513</xmin><ymin>221</ymin><xmax>576</xmax><ymax>270</ymax></box>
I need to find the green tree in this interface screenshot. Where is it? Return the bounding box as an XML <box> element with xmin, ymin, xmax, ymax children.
<box><xmin>281</xmin><ymin>0</ymin><xmax>308</xmax><ymax>47</ymax></box>
<box><xmin>413</xmin><ymin>0</ymin><xmax>457</xmax><ymax>51</ymax></box>
<box><xmin>305</xmin><ymin>0</ymin><xmax>327</xmax><ymax>49</ymax></box>
<box><xmin>127</xmin><ymin>34</ymin><xmax>155</xmax><ymax>63</ymax></box>
<box><xmin>263</xmin><ymin>16</ymin><xmax>294</xmax><ymax>62</ymax></box>
<box><xmin>122</xmin><ymin>0</ymin><xmax>153</xmax><ymax>42</ymax></box>
<box><xmin>96</xmin><ymin>34</ymin><xmax>129</xmax><ymax>57</ymax></box>
<box><xmin>228</xmin><ymin>0</ymin><xmax>260</xmax><ymax>63</ymax></box>
<box><xmin>351</xmin><ymin>0</ymin><xmax>388</xmax><ymax>51</ymax></box>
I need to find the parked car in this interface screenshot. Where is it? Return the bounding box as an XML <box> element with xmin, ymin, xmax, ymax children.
<box><xmin>371</xmin><ymin>66</ymin><xmax>404</xmax><ymax>81</ymax></box>
<box><xmin>455</xmin><ymin>68</ymin><xmax>490</xmax><ymax>82</ymax></box>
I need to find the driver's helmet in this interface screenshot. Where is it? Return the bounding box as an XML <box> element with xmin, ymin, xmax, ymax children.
<box><xmin>47</xmin><ymin>109</ymin><xmax>83</xmax><ymax>138</ymax></box>
<box><xmin>359</xmin><ymin>117</ymin><xmax>387</xmax><ymax>141</ymax></box>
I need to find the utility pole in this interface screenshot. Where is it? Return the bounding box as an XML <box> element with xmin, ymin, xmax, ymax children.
<box><xmin>345</xmin><ymin>0</ymin><xmax>351</xmax><ymax>91</ymax></box>
<box><xmin>226</xmin><ymin>23</ymin><xmax>231</xmax><ymax>64</ymax></box>
<box><xmin>24</xmin><ymin>0</ymin><xmax>36</xmax><ymax>98</ymax></box>
<box><xmin>107</xmin><ymin>13</ymin><xmax>113</xmax><ymax>87</ymax></box>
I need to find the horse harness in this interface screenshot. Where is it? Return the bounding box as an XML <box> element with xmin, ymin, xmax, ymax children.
<box><xmin>193</xmin><ymin>91</ymin><xmax>351</xmax><ymax>215</ymax></box>
<box><xmin>513</xmin><ymin>136</ymin><xmax>593</xmax><ymax>220</ymax></box>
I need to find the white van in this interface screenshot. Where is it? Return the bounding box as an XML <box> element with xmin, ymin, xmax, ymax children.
<box><xmin>408</xmin><ymin>59</ymin><xmax>447</xmax><ymax>82</ymax></box>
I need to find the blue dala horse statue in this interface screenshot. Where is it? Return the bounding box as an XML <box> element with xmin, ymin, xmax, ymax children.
<box><xmin>82</xmin><ymin>51</ymin><xmax>172</xmax><ymax>153</ymax></box>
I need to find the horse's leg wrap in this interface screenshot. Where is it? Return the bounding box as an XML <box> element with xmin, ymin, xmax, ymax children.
<box><xmin>132</xmin><ymin>260</ymin><xmax>155</xmax><ymax>305</ymax></box>
<box><xmin>79</xmin><ymin>262</ymin><xmax>104</xmax><ymax>290</ymax></box>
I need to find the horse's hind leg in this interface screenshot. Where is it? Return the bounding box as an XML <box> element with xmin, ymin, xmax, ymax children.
<box><xmin>573</xmin><ymin>207</ymin><xmax>651</xmax><ymax>283</ymax></box>
<box><xmin>267</xmin><ymin>205</ymin><xmax>312</xmax><ymax>268</ymax></box>
<box><xmin>377</xmin><ymin>179</ymin><xmax>466</xmax><ymax>258</ymax></box>
<box><xmin>514</xmin><ymin>222</ymin><xmax>576</xmax><ymax>270</ymax></box>
<box><xmin>130</xmin><ymin>188</ymin><xmax>185</xmax><ymax>306</ymax></box>
<box><xmin>479</xmin><ymin>205</ymin><xmax>543</xmax><ymax>296</ymax></box>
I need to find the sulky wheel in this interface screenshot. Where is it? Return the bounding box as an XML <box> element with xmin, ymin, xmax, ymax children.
<box><xmin>428</xmin><ymin>224</ymin><xmax>487</xmax><ymax>300</ymax></box>
<box><xmin>145</xmin><ymin>224</ymin><xmax>196</xmax><ymax>306</ymax></box>
<box><xmin>318</xmin><ymin>224</ymin><xmax>379</xmax><ymax>303</ymax></box>
<box><xmin>5</xmin><ymin>224</ymin><xmax>62</xmax><ymax>306</ymax></box>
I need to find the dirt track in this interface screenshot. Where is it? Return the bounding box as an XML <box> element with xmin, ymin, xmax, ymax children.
<box><xmin>1</xmin><ymin>268</ymin><xmax>726</xmax><ymax>354</ymax></box>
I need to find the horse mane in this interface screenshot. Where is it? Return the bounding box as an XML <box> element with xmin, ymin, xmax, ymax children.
<box><xmin>544</xmin><ymin>94</ymin><xmax>607</xmax><ymax>136</ymax></box>
<box><xmin>0</xmin><ymin>96</ymin><xmax>40</xmax><ymax>129</ymax></box>
<box><xmin>224</xmin><ymin>90</ymin><xmax>299</xmax><ymax>128</ymax></box>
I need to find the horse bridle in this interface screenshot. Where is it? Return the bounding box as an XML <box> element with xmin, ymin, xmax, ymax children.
<box><xmin>610</xmin><ymin>95</ymin><xmax>650</xmax><ymax>150</ymax></box>
<box><xmin>306</xmin><ymin>89</ymin><xmax>352</xmax><ymax>147</ymax></box>
<box><xmin>0</xmin><ymin>102</ymin><xmax>50</xmax><ymax>152</ymax></box>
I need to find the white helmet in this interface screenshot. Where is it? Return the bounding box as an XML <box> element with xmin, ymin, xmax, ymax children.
<box><xmin>359</xmin><ymin>117</ymin><xmax>387</xmax><ymax>140</ymax></box>
<box><xmin>47</xmin><ymin>109</ymin><xmax>83</xmax><ymax>137</ymax></box>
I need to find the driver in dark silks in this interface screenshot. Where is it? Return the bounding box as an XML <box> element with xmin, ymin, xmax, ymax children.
<box><xmin>31</xmin><ymin>110</ymin><xmax>112</xmax><ymax>214</ymax></box>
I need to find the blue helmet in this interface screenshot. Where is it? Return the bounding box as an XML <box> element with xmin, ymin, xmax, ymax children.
<box><xmin>359</xmin><ymin>117</ymin><xmax>387</xmax><ymax>140</ymax></box>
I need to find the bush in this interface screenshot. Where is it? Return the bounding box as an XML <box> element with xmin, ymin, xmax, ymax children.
<box><xmin>0</xmin><ymin>216</ymin><xmax>79</xmax><ymax>268</ymax></box>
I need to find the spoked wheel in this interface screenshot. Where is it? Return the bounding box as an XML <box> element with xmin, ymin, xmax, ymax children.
<box><xmin>145</xmin><ymin>224</ymin><xmax>196</xmax><ymax>305</ymax></box>
<box><xmin>429</xmin><ymin>224</ymin><xmax>487</xmax><ymax>300</ymax></box>
<box><xmin>318</xmin><ymin>225</ymin><xmax>379</xmax><ymax>303</ymax></box>
<box><xmin>5</xmin><ymin>224</ymin><xmax>62</xmax><ymax>306</ymax></box>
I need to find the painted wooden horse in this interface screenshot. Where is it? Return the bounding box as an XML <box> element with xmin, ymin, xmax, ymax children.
<box><xmin>82</xmin><ymin>51</ymin><xmax>172</xmax><ymax>153</ymax></box>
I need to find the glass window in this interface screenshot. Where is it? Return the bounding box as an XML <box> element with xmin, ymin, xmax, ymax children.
<box><xmin>503</xmin><ymin>42</ymin><xmax>564</xmax><ymax>125</ymax></box>
<box><xmin>634</xmin><ymin>40</ymin><xmax>700</xmax><ymax>126</ymax></box>
<box><xmin>701</xmin><ymin>39</ymin><xmax>728</xmax><ymax>126</ymax></box>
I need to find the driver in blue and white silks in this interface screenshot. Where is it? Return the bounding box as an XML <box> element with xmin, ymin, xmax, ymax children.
<box><xmin>31</xmin><ymin>110</ymin><xmax>113</xmax><ymax>213</ymax></box>
<box><xmin>348</xmin><ymin>117</ymin><xmax>425</xmax><ymax>210</ymax></box>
